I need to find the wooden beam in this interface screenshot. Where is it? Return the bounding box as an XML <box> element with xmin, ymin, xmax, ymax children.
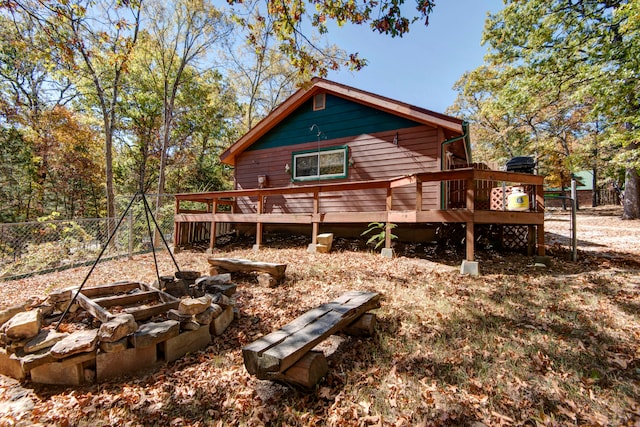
<box><xmin>537</xmin><ymin>223</ymin><xmax>546</xmax><ymax>256</ymax></box>
<box><xmin>466</xmin><ymin>221</ymin><xmax>475</xmax><ymax>261</ymax></box>
<box><xmin>207</xmin><ymin>258</ymin><xmax>287</xmax><ymax>281</ymax></box>
<box><xmin>473</xmin><ymin>211</ymin><xmax>544</xmax><ymax>225</ymax></box>
<box><xmin>416</xmin><ymin>178</ymin><xmax>423</xmax><ymax>212</ymax></box>
<box><xmin>473</xmin><ymin>169</ymin><xmax>545</xmax><ymax>185</ymax></box>
<box><xmin>92</xmin><ymin>290</ymin><xmax>159</xmax><ymax>308</ymax></box>
<box><xmin>75</xmin><ymin>293</ymin><xmax>114</xmax><ymax>323</ymax></box>
<box><xmin>79</xmin><ymin>281</ymin><xmax>141</xmax><ymax>298</ymax></box>
<box><xmin>242</xmin><ymin>291</ymin><xmax>380</xmax><ymax>377</ymax></box>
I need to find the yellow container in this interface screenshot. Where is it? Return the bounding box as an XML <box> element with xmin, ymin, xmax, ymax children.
<box><xmin>507</xmin><ymin>187</ymin><xmax>529</xmax><ymax>211</ymax></box>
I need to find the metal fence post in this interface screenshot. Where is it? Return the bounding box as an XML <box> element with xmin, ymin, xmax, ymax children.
<box><xmin>128</xmin><ymin>208</ymin><xmax>134</xmax><ymax>260</ymax></box>
<box><xmin>571</xmin><ymin>180</ymin><xmax>577</xmax><ymax>262</ymax></box>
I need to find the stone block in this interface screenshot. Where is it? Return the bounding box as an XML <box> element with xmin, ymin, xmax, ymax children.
<box><xmin>2</xmin><ymin>309</ymin><xmax>42</xmax><ymax>341</ymax></box>
<box><xmin>175</xmin><ymin>270</ymin><xmax>201</xmax><ymax>281</ymax></box>
<box><xmin>162</xmin><ymin>326</ymin><xmax>211</xmax><ymax>363</ymax></box>
<box><xmin>96</xmin><ymin>345</ymin><xmax>157</xmax><ymax>382</ymax></box>
<box><xmin>12</xmin><ymin>348</ymin><xmax>55</xmax><ymax>372</ymax></box>
<box><xmin>316</xmin><ymin>233</ymin><xmax>333</xmax><ymax>252</ymax></box>
<box><xmin>99</xmin><ymin>337</ymin><xmax>128</xmax><ymax>353</ymax></box>
<box><xmin>181</xmin><ymin>320</ymin><xmax>200</xmax><ymax>331</ymax></box>
<box><xmin>24</xmin><ymin>329</ymin><xmax>68</xmax><ymax>354</ymax></box>
<box><xmin>0</xmin><ymin>347</ymin><xmax>25</xmax><ymax>379</ymax></box>
<box><xmin>210</xmin><ymin>306</ymin><xmax>234</xmax><ymax>336</ymax></box>
<box><xmin>131</xmin><ymin>320</ymin><xmax>179</xmax><ymax>348</ymax></box>
<box><xmin>178</xmin><ymin>295</ymin><xmax>212</xmax><ymax>315</ymax></box>
<box><xmin>30</xmin><ymin>351</ymin><xmax>95</xmax><ymax>386</ymax></box>
<box><xmin>195</xmin><ymin>305</ymin><xmax>221</xmax><ymax>325</ymax></box>
<box><xmin>167</xmin><ymin>309</ymin><xmax>192</xmax><ymax>323</ymax></box>
<box><xmin>257</xmin><ymin>273</ymin><xmax>277</xmax><ymax>287</ymax></box>
<box><xmin>315</xmin><ymin>244</ymin><xmax>330</xmax><ymax>254</ymax></box>
<box><xmin>98</xmin><ymin>314</ymin><xmax>137</xmax><ymax>343</ymax></box>
<box><xmin>0</xmin><ymin>304</ymin><xmax>26</xmax><ymax>328</ymax></box>
<box><xmin>51</xmin><ymin>329</ymin><xmax>98</xmax><ymax>359</ymax></box>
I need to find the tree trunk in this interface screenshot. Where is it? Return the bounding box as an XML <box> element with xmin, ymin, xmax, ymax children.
<box><xmin>622</xmin><ymin>167</ymin><xmax>639</xmax><ymax>220</ymax></box>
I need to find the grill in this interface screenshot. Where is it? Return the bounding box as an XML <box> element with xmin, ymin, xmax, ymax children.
<box><xmin>506</xmin><ymin>156</ymin><xmax>535</xmax><ymax>174</ymax></box>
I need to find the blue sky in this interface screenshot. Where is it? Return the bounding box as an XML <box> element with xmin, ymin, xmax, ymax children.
<box><xmin>327</xmin><ymin>0</ymin><xmax>504</xmax><ymax>113</ymax></box>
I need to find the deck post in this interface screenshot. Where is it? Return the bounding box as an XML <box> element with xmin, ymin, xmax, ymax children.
<box><xmin>173</xmin><ymin>199</ymin><xmax>182</xmax><ymax>253</ymax></box>
<box><xmin>385</xmin><ymin>187</ymin><xmax>393</xmax><ymax>249</ymax></box>
<box><xmin>535</xmin><ymin>183</ymin><xmax>545</xmax><ymax>256</ymax></box>
<box><xmin>255</xmin><ymin>195</ymin><xmax>263</xmax><ymax>251</ymax></box>
<box><xmin>465</xmin><ymin>177</ymin><xmax>475</xmax><ymax>261</ymax></box>
<box><xmin>209</xmin><ymin>199</ymin><xmax>217</xmax><ymax>252</ymax></box>
<box><xmin>415</xmin><ymin>178</ymin><xmax>423</xmax><ymax>212</ymax></box>
<box><xmin>312</xmin><ymin>191</ymin><xmax>319</xmax><ymax>245</ymax></box>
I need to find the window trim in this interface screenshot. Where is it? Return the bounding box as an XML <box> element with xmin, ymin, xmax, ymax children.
<box><xmin>291</xmin><ymin>145</ymin><xmax>349</xmax><ymax>182</ymax></box>
<box><xmin>313</xmin><ymin>93</ymin><xmax>326</xmax><ymax>111</ymax></box>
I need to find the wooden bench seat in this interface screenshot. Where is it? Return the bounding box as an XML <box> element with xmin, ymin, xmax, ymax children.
<box><xmin>242</xmin><ymin>290</ymin><xmax>380</xmax><ymax>388</ymax></box>
<box><xmin>207</xmin><ymin>257</ymin><xmax>287</xmax><ymax>286</ymax></box>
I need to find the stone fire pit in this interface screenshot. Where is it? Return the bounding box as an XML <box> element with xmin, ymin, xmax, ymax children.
<box><xmin>0</xmin><ymin>272</ymin><xmax>236</xmax><ymax>385</ymax></box>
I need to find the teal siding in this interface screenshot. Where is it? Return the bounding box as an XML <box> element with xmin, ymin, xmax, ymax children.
<box><xmin>247</xmin><ymin>94</ymin><xmax>422</xmax><ymax>151</ymax></box>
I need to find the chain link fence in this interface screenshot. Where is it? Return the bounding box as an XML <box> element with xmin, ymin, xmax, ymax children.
<box><xmin>0</xmin><ymin>194</ymin><xmax>176</xmax><ymax>282</ymax></box>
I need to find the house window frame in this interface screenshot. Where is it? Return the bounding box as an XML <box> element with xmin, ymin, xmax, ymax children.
<box><xmin>313</xmin><ymin>93</ymin><xmax>326</xmax><ymax>111</ymax></box>
<box><xmin>292</xmin><ymin>146</ymin><xmax>349</xmax><ymax>182</ymax></box>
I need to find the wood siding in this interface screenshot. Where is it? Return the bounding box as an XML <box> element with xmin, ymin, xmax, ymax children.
<box><xmin>234</xmin><ymin>126</ymin><xmax>442</xmax><ymax>215</ymax></box>
<box><xmin>247</xmin><ymin>94</ymin><xmax>422</xmax><ymax>152</ymax></box>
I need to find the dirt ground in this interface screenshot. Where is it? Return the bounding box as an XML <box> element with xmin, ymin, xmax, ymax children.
<box><xmin>544</xmin><ymin>205</ymin><xmax>640</xmax><ymax>258</ymax></box>
<box><xmin>0</xmin><ymin>205</ymin><xmax>639</xmax><ymax>426</ymax></box>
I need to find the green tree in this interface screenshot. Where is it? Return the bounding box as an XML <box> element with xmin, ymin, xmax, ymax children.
<box><xmin>10</xmin><ymin>0</ymin><xmax>143</xmax><ymax>223</ymax></box>
<box><xmin>479</xmin><ymin>0</ymin><xmax>639</xmax><ymax>218</ymax></box>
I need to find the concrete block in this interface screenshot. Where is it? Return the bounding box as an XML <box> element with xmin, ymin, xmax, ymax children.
<box><xmin>162</xmin><ymin>326</ymin><xmax>211</xmax><ymax>363</ymax></box>
<box><xmin>96</xmin><ymin>345</ymin><xmax>157</xmax><ymax>382</ymax></box>
<box><xmin>316</xmin><ymin>233</ymin><xmax>333</xmax><ymax>251</ymax></box>
<box><xmin>0</xmin><ymin>347</ymin><xmax>25</xmax><ymax>379</ymax></box>
<box><xmin>534</xmin><ymin>255</ymin><xmax>552</xmax><ymax>267</ymax></box>
<box><xmin>210</xmin><ymin>306</ymin><xmax>234</xmax><ymax>336</ymax></box>
<box><xmin>315</xmin><ymin>244</ymin><xmax>330</xmax><ymax>254</ymax></box>
<box><xmin>381</xmin><ymin>248</ymin><xmax>394</xmax><ymax>259</ymax></box>
<box><xmin>252</xmin><ymin>244</ymin><xmax>262</xmax><ymax>252</ymax></box>
<box><xmin>306</xmin><ymin>243</ymin><xmax>317</xmax><ymax>253</ymax></box>
<box><xmin>30</xmin><ymin>352</ymin><xmax>95</xmax><ymax>386</ymax></box>
<box><xmin>460</xmin><ymin>260</ymin><xmax>480</xmax><ymax>276</ymax></box>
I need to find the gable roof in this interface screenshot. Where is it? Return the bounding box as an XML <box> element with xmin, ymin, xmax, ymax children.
<box><xmin>220</xmin><ymin>78</ymin><xmax>465</xmax><ymax>166</ymax></box>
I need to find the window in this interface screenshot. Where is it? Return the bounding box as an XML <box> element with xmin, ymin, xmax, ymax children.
<box><xmin>313</xmin><ymin>93</ymin><xmax>326</xmax><ymax>111</ymax></box>
<box><xmin>292</xmin><ymin>146</ymin><xmax>348</xmax><ymax>181</ymax></box>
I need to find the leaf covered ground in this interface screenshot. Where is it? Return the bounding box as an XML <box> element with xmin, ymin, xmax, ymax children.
<box><xmin>1</xmin><ymin>206</ymin><xmax>639</xmax><ymax>426</ymax></box>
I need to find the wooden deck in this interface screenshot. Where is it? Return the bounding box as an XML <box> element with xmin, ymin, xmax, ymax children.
<box><xmin>173</xmin><ymin>167</ymin><xmax>545</xmax><ymax>261</ymax></box>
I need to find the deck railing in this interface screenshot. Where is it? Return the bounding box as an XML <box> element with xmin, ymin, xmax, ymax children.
<box><xmin>174</xmin><ymin>167</ymin><xmax>545</xmax><ymax>260</ymax></box>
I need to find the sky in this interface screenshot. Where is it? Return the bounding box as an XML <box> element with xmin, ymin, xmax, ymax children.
<box><xmin>326</xmin><ymin>0</ymin><xmax>504</xmax><ymax>113</ymax></box>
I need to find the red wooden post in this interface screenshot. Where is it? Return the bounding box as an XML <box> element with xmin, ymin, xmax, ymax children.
<box><xmin>312</xmin><ymin>190</ymin><xmax>319</xmax><ymax>245</ymax></box>
<box><xmin>385</xmin><ymin>186</ymin><xmax>393</xmax><ymax>249</ymax></box>
<box><xmin>465</xmin><ymin>177</ymin><xmax>475</xmax><ymax>261</ymax></box>
<box><xmin>209</xmin><ymin>198</ymin><xmax>217</xmax><ymax>251</ymax></box>
<box><xmin>256</xmin><ymin>195</ymin><xmax>263</xmax><ymax>248</ymax></box>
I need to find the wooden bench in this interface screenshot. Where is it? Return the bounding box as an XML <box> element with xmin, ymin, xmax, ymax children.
<box><xmin>242</xmin><ymin>290</ymin><xmax>380</xmax><ymax>388</ymax></box>
<box><xmin>207</xmin><ymin>257</ymin><xmax>287</xmax><ymax>287</ymax></box>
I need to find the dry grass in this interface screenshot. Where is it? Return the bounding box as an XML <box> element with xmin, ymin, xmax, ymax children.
<box><xmin>1</xmin><ymin>207</ymin><xmax>639</xmax><ymax>426</ymax></box>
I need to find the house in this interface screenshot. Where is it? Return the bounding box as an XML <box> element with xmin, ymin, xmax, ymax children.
<box><xmin>174</xmin><ymin>78</ymin><xmax>546</xmax><ymax>264</ymax></box>
<box><xmin>221</xmin><ymin>78</ymin><xmax>471</xmax><ymax>212</ymax></box>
